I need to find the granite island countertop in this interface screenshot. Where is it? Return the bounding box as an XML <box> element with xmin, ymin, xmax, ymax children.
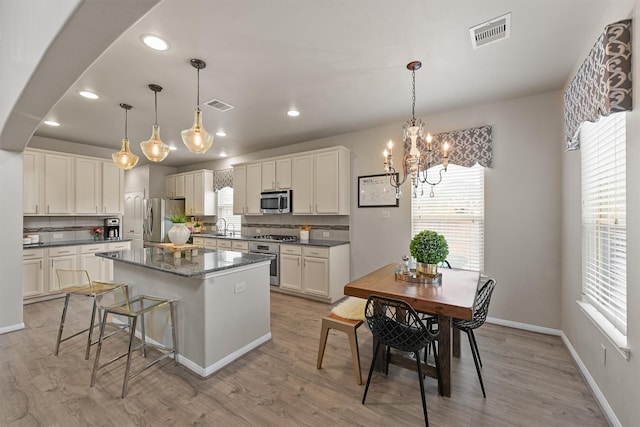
<box><xmin>96</xmin><ymin>247</ymin><xmax>272</xmax><ymax>278</ymax></box>
<box><xmin>195</xmin><ymin>234</ymin><xmax>349</xmax><ymax>247</ymax></box>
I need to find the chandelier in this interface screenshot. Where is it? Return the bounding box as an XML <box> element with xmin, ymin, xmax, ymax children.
<box><xmin>383</xmin><ymin>61</ymin><xmax>449</xmax><ymax>198</ymax></box>
<box><xmin>112</xmin><ymin>103</ymin><xmax>139</xmax><ymax>170</ymax></box>
<box><xmin>140</xmin><ymin>84</ymin><xmax>170</xmax><ymax>162</ymax></box>
<box><xmin>181</xmin><ymin>58</ymin><xmax>214</xmax><ymax>154</ymax></box>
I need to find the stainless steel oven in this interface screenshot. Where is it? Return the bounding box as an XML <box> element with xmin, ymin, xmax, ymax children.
<box><xmin>248</xmin><ymin>242</ymin><xmax>280</xmax><ymax>286</ymax></box>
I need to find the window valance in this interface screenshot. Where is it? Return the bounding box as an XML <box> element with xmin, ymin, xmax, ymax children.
<box><xmin>214</xmin><ymin>168</ymin><xmax>233</xmax><ymax>191</ymax></box>
<box><xmin>403</xmin><ymin>125</ymin><xmax>493</xmax><ymax>168</ymax></box>
<box><xmin>564</xmin><ymin>19</ymin><xmax>632</xmax><ymax>151</ymax></box>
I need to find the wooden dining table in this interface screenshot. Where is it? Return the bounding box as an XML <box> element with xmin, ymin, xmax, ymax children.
<box><xmin>344</xmin><ymin>263</ymin><xmax>480</xmax><ymax>397</ymax></box>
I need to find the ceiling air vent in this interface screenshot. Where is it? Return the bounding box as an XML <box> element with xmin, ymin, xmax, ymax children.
<box><xmin>204</xmin><ymin>98</ymin><xmax>234</xmax><ymax>112</ymax></box>
<box><xmin>469</xmin><ymin>12</ymin><xmax>511</xmax><ymax>49</ymax></box>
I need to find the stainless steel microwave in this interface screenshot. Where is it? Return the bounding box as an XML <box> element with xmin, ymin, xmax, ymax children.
<box><xmin>260</xmin><ymin>190</ymin><xmax>291</xmax><ymax>214</ymax></box>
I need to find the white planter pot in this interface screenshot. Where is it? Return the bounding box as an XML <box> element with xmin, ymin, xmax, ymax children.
<box><xmin>168</xmin><ymin>223</ymin><xmax>190</xmax><ymax>246</ymax></box>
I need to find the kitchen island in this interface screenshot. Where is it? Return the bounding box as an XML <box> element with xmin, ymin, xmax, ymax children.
<box><xmin>96</xmin><ymin>247</ymin><xmax>272</xmax><ymax>378</ymax></box>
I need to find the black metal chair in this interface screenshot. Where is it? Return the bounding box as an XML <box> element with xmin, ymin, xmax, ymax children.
<box><xmin>453</xmin><ymin>278</ymin><xmax>496</xmax><ymax>398</ymax></box>
<box><xmin>362</xmin><ymin>295</ymin><xmax>440</xmax><ymax>427</ymax></box>
<box><xmin>422</xmin><ymin>260</ymin><xmax>451</xmax><ymax>357</ymax></box>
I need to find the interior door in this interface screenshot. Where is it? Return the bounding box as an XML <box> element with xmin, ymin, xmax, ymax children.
<box><xmin>124</xmin><ymin>190</ymin><xmax>145</xmax><ymax>250</ymax></box>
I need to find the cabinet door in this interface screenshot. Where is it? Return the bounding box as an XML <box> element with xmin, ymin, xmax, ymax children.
<box><xmin>203</xmin><ymin>238</ymin><xmax>217</xmax><ymax>249</ymax></box>
<box><xmin>303</xmin><ymin>256</ymin><xmax>329</xmax><ymax>296</ymax></box>
<box><xmin>314</xmin><ymin>151</ymin><xmax>339</xmax><ymax>214</ymax></box>
<box><xmin>291</xmin><ymin>155</ymin><xmax>313</xmax><ymax>214</ymax></box>
<box><xmin>49</xmin><ymin>255</ymin><xmax>78</xmax><ymax>292</ymax></box>
<box><xmin>280</xmin><ymin>254</ymin><xmax>302</xmax><ymax>291</ymax></box>
<box><xmin>80</xmin><ymin>253</ymin><xmax>103</xmax><ymax>282</ymax></box>
<box><xmin>184</xmin><ymin>173</ymin><xmax>195</xmax><ymax>215</ymax></box>
<box><xmin>198</xmin><ymin>170</ymin><xmax>215</xmax><ymax>216</ymax></box>
<box><xmin>246</xmin><ymin>163</ymin><xmax>262</xmax><ymax>215</ymax></box>
<box><xmin>276</xmin><ymin>158</ymin><xmax>292</xmax><ymax>189</ymax></box>
<box><xmin>166</xmin><ymin>176</ymin><xmax>176</xmax><ymax>198</ymax></box>
<box><xmin>175</xmin><ymin>174</ymin><xmax>186</xmax><ymax>198</ymax></box>
<box><xmin>232</xmin><ymin>166</ymin><xmax>247</xmax><ymax>215</ymax></box>
<box><xmin>23</xmin><ymin>258</ymin><xmax>45</xmax><ymax>297</ymax></box>
<box><xmin>23</xmin><ymin>151</ymin><xmax>44</xmax><ymax>214</ymax></box>
<box><xmin>75</xmin><ymin>158</ymin><xmax>101</xmax><ymax>214</ymax></box>
<box><xmin>102</xmin><ymin>162</ymin><xmax>123</xmax><ymax>214</ymax></box>
<box><xmin>44</xmin><ymin>154</ymin><xmax>74</xmax><ymax>214</ymax></box>
<box><xmin>262</xmin><ymin>160</ymin><xmax>276</xmax><ymax>191</ymax></box>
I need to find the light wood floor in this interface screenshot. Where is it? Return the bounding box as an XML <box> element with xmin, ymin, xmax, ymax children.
<box><xmin>1</xmin><ymin>292</ymin><xmax>607</xmax><ymax>427</ymax></box>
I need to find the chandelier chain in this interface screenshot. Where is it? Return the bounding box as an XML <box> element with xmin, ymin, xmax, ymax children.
<box><xmin>124</xmin><ymin>107</ymin><xmax>128</xmax><ymax>139</ymax></box>
<box><xmin>411</xmin><ymin>68</ymin><xmax>416</xmax><ymax>124</ymax></box>
<box><xmin>196</xmin><ymin>67</ymin><xmax>200</xmax><ymax>108</ymax></box>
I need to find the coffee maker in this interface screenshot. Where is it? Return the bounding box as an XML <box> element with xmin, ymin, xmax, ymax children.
<box><xmin>104</xmin><ymin>218</ymin><xmax>120</xmax><ymax>240</ymax></box>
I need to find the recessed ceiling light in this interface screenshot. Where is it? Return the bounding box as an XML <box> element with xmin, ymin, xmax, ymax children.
<box><xmin>44</xmin><ymin>120</ymin><xmax>60</xmax><ymax>127</ymax></box>
<box><xmin>79</xmin><ymin>90</ymin><xmax>99</xmax><ymax>100</ymax></box>
<box><xmin>169</xmin><ymin>145</ymin><xmax>178</xmax><ymax>151</ymax></box>
<box><xmin>219</xmin><ymin>152</ymin><xmax>228</xmax><ymax>158</ymax></box>
<box><xmin>141</xmin><ymin>34</ymin><xmax>170</xmax><ymax>51</ymax></box>
<box><xmin>216</xmin><ymin>131</ymin><xmax>227</xmax><ymax>137</ymax></box>
<box><xmin>287</xmin><ymin>109</ymin><xmax>300</xmax><ymax>117</ymax></box>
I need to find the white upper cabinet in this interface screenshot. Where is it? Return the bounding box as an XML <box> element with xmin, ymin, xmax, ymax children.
<box><xmin>262</xmin><ymin>158</ymin><xmax>292</xmax><ymax>191</ymax></box>
<box><xmin>75</xmin><ymin>158</ymin><xmax>101</xmax><ymax>214</ymax></box>
<box><xmin>24</xmin><ymin>149</ymin><xmax>125</xmax><ymax>216</ymax></box>
<box><xmin>232</xmin><ymin>166</ymin><xmax>247</xmax><ymax>215</ymax></box>
<box><xmin>291</xmin><ymin>155</ymin><xmax>314</xmax><ymax>214</ymax></box>
<box><xmin>167</xmin><ymin>170</ymin><xmax>215</xmax><ymax>216</ymax></box>
<box><xmin>101</xmin><ymin>161</ymin><xmax>124</xmax><ymax>214</ymax></box>
<box><xmin>23</xmin><ymin>150</ymin><xmax>44</xmax><ymax>215</ymax></box>
<box><xmin>246</xmin><ymin>163</ymin><xmax>262</xmax><ymax>215</ymax></box>
<box><xmin>44</xmin><ymin>153</ymin><xmax>74</xmax><ymax>214</ymax></box>
<box><xmin>291</xmin><ymin>147</ymin><xmax>350</xmax><ymax>215</ymax></box>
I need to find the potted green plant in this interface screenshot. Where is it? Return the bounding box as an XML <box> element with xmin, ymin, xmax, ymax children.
<box><xmin>167</xmin><ymin>211</ymin><xmax>189</xmax><ymax>245</ymax></box>
<box><xmin>409</xmin><ymin>230</ymin><xmax>449</xmax><ymax>281</ymax></box>
<box><xmin>192</xmin><ymin>219</ymin><xmax>202</xmax><ymax>233</ymax></box>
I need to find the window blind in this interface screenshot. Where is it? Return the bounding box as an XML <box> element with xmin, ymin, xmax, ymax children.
<box><xmin>217</xmin><ymin>187</ymin><xmax>242</xmax><ymax>230</ymax></box>
<box><xmin>411</xmin><ymin>164</ymin><xmax>484</xmax><ymax>271</ymax></box>
<box><xmin>581</xmin><ymin>113</ymin><xmax>627</xmax><ymax>335</ymax></box>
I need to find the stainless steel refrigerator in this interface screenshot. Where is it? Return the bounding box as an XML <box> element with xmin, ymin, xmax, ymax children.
<box><xmin>143</xmin><ymin>198</ymin><xmax>185</xmax><ymax>243</ymax></box>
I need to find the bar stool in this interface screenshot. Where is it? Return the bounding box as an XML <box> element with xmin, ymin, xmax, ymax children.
<box><xmin>317</xmin><ymin>297</ymin><xmax>366</xmax><ymax>385</ymax></box>
<box><xmin>90</xmin><ymin>294</ymin><xmax>177</xmax><ymax>398</ymax></box>
<box><xmin>54</xmin><ymin>269</ymin><xmax>128</xmax><ymax>360</ymax></box>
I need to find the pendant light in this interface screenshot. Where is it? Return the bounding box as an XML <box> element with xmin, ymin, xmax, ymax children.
<box><xmin>181</xmin><ymin>59</ymin><xmax>214</xmax><ymax>153</ymax></box>
<box><xmin>140</xmin><ymin>84</ymin><xmax>170</xmax><ymax>162</ymax></box>
<box><xmin>112</xmin><ymin>103</ymin><xmax>139</xmax><ymax>170</ymax></box>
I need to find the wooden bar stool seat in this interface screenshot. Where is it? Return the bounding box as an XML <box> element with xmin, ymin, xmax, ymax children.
<box><xmin>317</xmin><ymin>311</ymin><xmax>364</xmax><ymax>385</ymax></box>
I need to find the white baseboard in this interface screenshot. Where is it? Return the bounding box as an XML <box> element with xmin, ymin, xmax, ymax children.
<box><xmin>486</xmin><ymin>316</ymin><xmax>561</xmax><ymax>336</ymax></box>
<box><xmin>560</xmin><ymin>332</ymin><xmax>620</xmax><ymax>427</ymax></box>
<box><xmin>0</xmin><ymin>322</ymin><xmax>25</xmax><ymax>335</ymax></box>
<box><xmin>485</xmin><ymin>316</ymin><xmax>619</xmax><ymax>427</ymax></box>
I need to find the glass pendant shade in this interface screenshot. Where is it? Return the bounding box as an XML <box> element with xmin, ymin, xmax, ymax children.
<box><xmin>140</xmin><ymin>124</ymin><xmax>170</xmax><ymax>162</ymax></box>
<box><xmin>181</xmin><ymin>108</ymin><xmax>214</xmax><ymax>153</ymax></box>
<box><xmin>112</xmin><ymin>138</ymin><xmax>139</xmax><ymax>170</ymax></box>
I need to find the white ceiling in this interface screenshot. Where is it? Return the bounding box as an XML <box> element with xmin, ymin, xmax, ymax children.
<box><xmin>33</xmin><ymin>0</ymin><xmax>612</xmax><ymax>167</ymax></box>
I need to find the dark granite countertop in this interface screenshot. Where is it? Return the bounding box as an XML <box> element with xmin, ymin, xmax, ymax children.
<box><xmin>23</xmin><ymin>238</ymin><xmax>133</xmax><ymax>250</ymax></box>
<box><xmin>194</xmin><ymin>234</ymin><xmax>349</xmax><ymax>247</ymax></box>
<box><xmin>96</xmin><ymin>247</ymin><xmax>272</xmax><ymax>278</ymax></box>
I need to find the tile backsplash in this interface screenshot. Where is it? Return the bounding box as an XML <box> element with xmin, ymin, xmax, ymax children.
<box><xmin>24</xmin><ymin>216</ymin><xmax>119</xmax><ymax>243</ymax></box>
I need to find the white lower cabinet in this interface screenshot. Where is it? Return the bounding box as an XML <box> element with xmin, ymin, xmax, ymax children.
<box><xmin>217</xmin><ymin>239</ymin><xmax>232</xmax><ymax>250</ymax></box>
<box><xmin>23</xmin><ymin>249</ymin><xmax>45</xmax><ymax>297</ymax></box>
<box><xmin>231</xmin><ymin>241</ymin><xmax>248</xmax><ymax>253</ymax></box>
<box><xmin>48</xmin><ymin>246</ymin><xmax>78</xmax><ymax>292</ymax></box>
<box><xmin>278</xmin><ymin>244</ymin><xmax>349</xmax><ymax>303</ymax></box>
<box><xmin>23</xmin><ymin>241</ymin><xmax>131</xmax><ymax>302</ymax></box>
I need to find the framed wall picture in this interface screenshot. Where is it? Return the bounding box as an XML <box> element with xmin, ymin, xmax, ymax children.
<box><xmin>358</xmin><ymin>173</ymin><xmax>399</xmax><ymax>207</ymax></box>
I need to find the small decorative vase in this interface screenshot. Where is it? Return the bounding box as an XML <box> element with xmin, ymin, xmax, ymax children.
<box><xmin>416</xmin><ymin>262</ymin><xmax>442</xmax><ymax>284</ymax></box>
<box><xmin>168</xmin><ymin>223</ymin><xmax>190</xmax><ymax>246</ymax></box>
<box><xmin>93</xmin><ymin>233</ymin><xmax>101</xmax><ymax>241</ymax></box>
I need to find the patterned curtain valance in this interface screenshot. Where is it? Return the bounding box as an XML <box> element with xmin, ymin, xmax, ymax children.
<box><xmin>564</xmin><ymin>19</ymin><xmax>632</xmax><ymax>151</ymax></box>
<box><xmin>403</xmin><ymin>125</ymin><xmax>493</xmax><ymax>168</ymax></box>
<box><xmin>214</xmin><ymin>168</ymin><xmax>233</xmax><ymax>191</ymax></box>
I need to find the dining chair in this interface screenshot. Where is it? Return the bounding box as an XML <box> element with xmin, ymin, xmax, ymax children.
<box><xmin>422</xmin><ymin>260</ymin><xmax>451</xmax><ymax>358</ymax></box>
<box><xmin>54</xmin><ymin>269</ymin><xmax>129</xmax><ymax>360</ymax></box>
<box><xmin>362</xmin><ymin>295</ymin><xmax>440</xmax><ymax>427</ymax></box>
<box><xmin>452</xmin><ymin>278</ymin><xmax>497</xmax><ymax>398</ymax></box>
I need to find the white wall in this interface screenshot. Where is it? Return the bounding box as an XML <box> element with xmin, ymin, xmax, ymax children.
<box><xmin>561</xmin><ymin>3</ymin><xmax>638</xmax><ymax>426</ymax></box>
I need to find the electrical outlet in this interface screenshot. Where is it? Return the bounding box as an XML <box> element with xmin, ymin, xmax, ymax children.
<box><xmin>323</xmin><ymin>231</ymin><xmax>330</xmax><ymax>238</ymax></box>
<box><xmin>601</xmin><ymin>344</ymin><xmax>607</xmax><ymax>366</ymax></box>
<box><xmin>382</xmin><ymin>210</ymin><xmax>390</xmax><ymax>219</ymax></box>
<box><xmin>234</xmin><ymin>282</ymin><xmax>246</xmax><ymax>294</ymax></box>
<box><xmin>53</xmin><ymin>233</ymin><xmax>63</xmax><ymax>239</ymax></box>
<box><xmin>255</xmin><ymin>228</ymin><xmax>261</xmax><ymax>234</ymax></box>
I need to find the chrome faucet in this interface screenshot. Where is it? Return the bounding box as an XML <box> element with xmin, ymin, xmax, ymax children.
<box><xmin>216</xmin><ymin>218</ymin><xmax>227</xmax><ymax>235</ymax></box>
<box><xmin>228</xmin><ymin>223</ymin><xmax>236</xmax><ymax>236</ymax></box>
